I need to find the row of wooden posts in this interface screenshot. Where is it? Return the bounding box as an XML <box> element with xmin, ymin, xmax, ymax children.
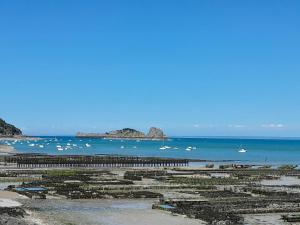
<box><xmin>5</xmin><ymin>154</ymin><xmax>189</xmax><ymax>168</ymax></box>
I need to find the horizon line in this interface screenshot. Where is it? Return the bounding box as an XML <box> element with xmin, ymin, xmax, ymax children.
<box><xmin>26</xmin><ymin>134</ymin><xmax>300</xmax><ymax>140</ymax></box>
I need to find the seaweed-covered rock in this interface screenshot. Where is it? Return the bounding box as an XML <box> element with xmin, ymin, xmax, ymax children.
<box><xmin>0</xmin><ymin>207</ymin><xmax>37</xmax><ymax>225</ymax></box>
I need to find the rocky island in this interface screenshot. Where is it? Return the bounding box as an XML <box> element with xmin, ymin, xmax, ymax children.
<box><xmin>76</xmin><ymin>127</ymin><xmax>167</xmax><ymax>139</ymax></box>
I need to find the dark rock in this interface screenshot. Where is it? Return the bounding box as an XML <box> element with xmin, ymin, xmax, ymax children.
<box><xmin>0</xmin><ymin>207</ymin><xmax>37</xmax><ymax>225</ymax></box>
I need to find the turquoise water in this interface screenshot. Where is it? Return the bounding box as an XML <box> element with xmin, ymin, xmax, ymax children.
<box><xmin>2</xmin><ymin>136</ymin><xmax>300</xmax><ymax>165</ymax></box>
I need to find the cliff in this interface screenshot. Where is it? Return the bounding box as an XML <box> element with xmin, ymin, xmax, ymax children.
<box><xmin>0</xmin><ymin>119</ymin><xmax>22</xmax><ymax>136</ymax></box>
<box><xmin>76</xmin><ymin>127</ymin><xmax>166</xmax><ymax>139</ymax></box>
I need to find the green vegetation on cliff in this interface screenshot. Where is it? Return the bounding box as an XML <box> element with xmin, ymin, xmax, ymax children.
<box><xmin>0</xmin><ymin>118</ymin><xmax>22</xmax><ymax>136</ymax></box>
<box><xmin>76</xmin><ymin>127</ymin><xmax>166</xmax><ymax>139</ymax></box>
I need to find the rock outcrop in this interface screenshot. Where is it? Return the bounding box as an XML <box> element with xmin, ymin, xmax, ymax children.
<box><xmin>146</xmin><ymin>127</ymin><xmax>165</xmax><ymax>139</ymax></box>
<box><xmin>76</xmin><ymin>127</ymin><xmax>166</xmax><ymax>139</ymax></box>
<box><xmin>0</xmin><ymin>119</ymin><xmax>22</xmax><ymax>136</ymax></box>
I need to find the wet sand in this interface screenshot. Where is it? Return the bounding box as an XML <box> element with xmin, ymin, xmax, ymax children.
<box><xmin>21</xmin><ymin>199</ymin><xmax>205</xmax><ymax>225</ymax></box>
<box><xmin>244</xmin><ymin>213</ymin><xmax>300</xmax><ymax>225</ymax></box>
<box><xmin>0</xmin><ymin>191</ymin><xmax>28</xmax><ymax>199</ymax></box>
<box><xmin>260</xmin><ymin>176</ymin><xmax>300</xmax><ymax>186</ymax></box>
<box><xmin>0</xmin><ymin>198</ymin><xmax>22</xmax><ymax>207</ymax></box>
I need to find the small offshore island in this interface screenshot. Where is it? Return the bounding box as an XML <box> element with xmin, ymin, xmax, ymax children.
<box><xmin>76</xmin><ymin>127</ymin><xmax>167</xmax><ymax>140</ymax></box>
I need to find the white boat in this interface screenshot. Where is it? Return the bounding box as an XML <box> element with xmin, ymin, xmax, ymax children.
<box><xmin>160</xmin><ymin>145</ymin><xmax>172</xmax><ymax>150</ymax></box>
<box><xmin>39</xmin><ymin>145</ymin><xmax>44</xmax><ymax>148</ymax></box>
<box><xmin>56</xmin><ymin>145</ymin><xmax>62</xmax><ymax>148</ymax></box>
<box><xmin>85</xmin><ymin>143</ymin><xmax>91</xmax><ymax>147</ymax></box>
<box><xmin>120</xmin><ymin>146</ymin><xmax>125</xmax><ymax>149</ymax></box>
<box><xmin>238</xmin><ymin>148</ymin><xmax>247</xmax><ymax>153</ymax></box>
<box><xmin>67</xmin><ymin>143</ymin><xmax>71</xmax><ymax>146</ymax></box>
<box><xmin>28</xmin><ymin>144</ymin><xmax>35</xmax><ymax>147</ymax></box>
<box><xmin>185</xmin><ymin>147</ymin><xmax>192</xmax><ymax>151</ymax></box>
<box><xmin>57</xmin><ymin>147</ymin><xmax>63</xmax><ymax>151</ymax></box>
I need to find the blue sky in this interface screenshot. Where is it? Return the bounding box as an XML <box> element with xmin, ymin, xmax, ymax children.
<box><xmin>1</xmin><ymin>0</ymin><xmax>300</xmax><ymax>137</ymax></box>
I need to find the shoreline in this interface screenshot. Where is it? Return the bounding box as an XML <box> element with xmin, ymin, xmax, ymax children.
<box><xmin>0</xmin><ymin>150</ymin><xmax>295</xmax><ymax>169</ymax></box>
<box><xmin>0</xmin><ymin>145</ymin><xmax>16</xmax><ymax>154</ymax></box>
<box><xmin>2</xmin><ymin>162</ymin><xmax>300</xmax><ymax>224</ymax></box>
<box><xmin>77</xmin><ymin>136</ymin><xmax>168</xmax><ymax>140</ymax></box>
<box><xmin>0</xmin><ymin>136</ymin><xmax>42</xmax><ymax>141</ymax></box>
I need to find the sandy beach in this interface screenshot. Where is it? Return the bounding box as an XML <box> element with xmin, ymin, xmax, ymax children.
<box><xmin>0</xmin><ymin>144</ymin><xmax>16</xmax><ymax>154</ymax></box>
<box><xmin>0</xmin><ymin>191</ymin><xmax>27</xmax><ymax>200</ymax></box>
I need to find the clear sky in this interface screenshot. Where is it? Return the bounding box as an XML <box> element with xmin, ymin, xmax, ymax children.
<box><xmin>1</xmin><ymin>0</ymin><xmax>300</xmax><ymax>137</ymax></box>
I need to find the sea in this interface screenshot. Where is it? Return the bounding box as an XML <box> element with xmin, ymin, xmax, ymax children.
<box><xmin>1</xmin><ymin>136</ymin><xmax>300</xmax><ymax>166</ymax></box>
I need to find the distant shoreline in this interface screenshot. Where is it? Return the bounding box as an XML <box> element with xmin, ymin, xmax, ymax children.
<box><xmin>78</xmin><ymin>136</ymin><xmax>167</xmax><ymax>140</ymax></box>
<box><xmin>0</xmin><ymin>136</ymin><xmax>41</xmax><ymax>141</ymax></box>
<box><xmin>170</xmin><ymin>135</ymin><xmax>300</xmax><ymax>140</ymax></box>
<box><xmin>21</xmin><ymin>135</ymin><xmax>300</xmax><ymax>141</ymax></box>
